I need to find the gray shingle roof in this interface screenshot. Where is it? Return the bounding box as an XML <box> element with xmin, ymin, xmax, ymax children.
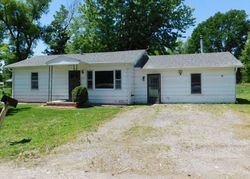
<box><xmin>6</xmin><ymin>50</ymin><xmax>147</xmax><ymax>68</ymax></box>
<box><xmin>143</xmin><ymin>52</ymin><xmax>243</xmax><ymax>69</ymax></box>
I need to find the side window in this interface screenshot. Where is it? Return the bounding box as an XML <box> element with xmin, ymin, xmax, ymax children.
<box><xmin>87</xmin><ymin>71</ymin><xmax>93</xmax><ymax>89</ymax></box>
<box><xmin>31</xmin><ymin>72</ymin><xmax>38</xmax><ymax>89</ymax></box>
<box><xmin>115</xmin><ymin>70</ymin><xmax>121</xmax><ymax>89</ymax></box>
<box><xmin>191</xmin><ymin>74</ymin><xmax>201</xmax><ymax>94</ymax></box>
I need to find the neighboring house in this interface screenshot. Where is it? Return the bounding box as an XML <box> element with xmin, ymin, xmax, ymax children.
<box><xmin>6</xmin><ymin>50</ymin><xmax>243</xmax><ymax>104</ymax></box>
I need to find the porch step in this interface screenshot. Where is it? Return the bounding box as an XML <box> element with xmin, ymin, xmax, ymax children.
<box><xmin>46</xmin><ymin>101</ymin><xmax>77</xmax><ymax>107</ymax></box>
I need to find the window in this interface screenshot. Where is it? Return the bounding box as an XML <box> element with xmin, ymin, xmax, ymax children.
<box><xmin>95</xmin><ymin>71</ymin><xmax>114</xmax><ymax>89</ymax></box>
<box><xmin>31</xmin><ymin>72</ymin><xmax>38</xmax><ymax>89</ymax></box>
<box><xmin>87</xmin><ymin>71</ymin><xmax>93</xmax><ymax>89</ymax></box>
<box><xmin>115</xmin><ymin>70</ymin><xmax>121</xmax><ymax>89</ymax></box>
<box><xmin>191</xmin><ymin>74</ymin><xmax>201</xmax><ymax>94</ymax></box>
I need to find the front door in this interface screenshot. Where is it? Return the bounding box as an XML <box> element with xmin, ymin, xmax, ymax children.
<box><xmin>68</xmin><ymin>71</ymin><xmax>81</xmax><ymax>101</ymax></box>
<box><xmin>147</xmin><ymin>74</ymin><xmax>161</xmax><ymax>104</ymax></box>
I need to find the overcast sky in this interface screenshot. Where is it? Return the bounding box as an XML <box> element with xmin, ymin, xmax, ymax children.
<box><xmin>34</xmin><ymin>0</ymin><xmax>250</xmax><ymax>55</ymax></box>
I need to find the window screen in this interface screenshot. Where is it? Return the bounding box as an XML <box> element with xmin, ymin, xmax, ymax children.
<box><xmin>191</xmin><ymin>74</ymin><xmax>201</xmax><ymax>94</ymax></box>
<box><xmin>31</xmin><ymin>72</ymin><xmax>38</xmax><ymax>89</ymax></box>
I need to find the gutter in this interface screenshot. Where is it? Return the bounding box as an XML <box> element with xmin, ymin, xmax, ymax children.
<box><xmin>142</xmin><ymin>65</ymin><xmax>244</xmax><ymax>70</ymax></box>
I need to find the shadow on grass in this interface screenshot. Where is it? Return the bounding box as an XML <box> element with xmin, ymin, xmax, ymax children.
<box><xmin>6</xmin><ymin>107</ymin><xmax>32</xmax><ymax>116</ymax></box>
<box><xmin>236</xmin><ymin>98</ymin><xmax>250</xmax><ymax>104</ymax></box>
<box><xmin>79</xmin><ymin>104</ymin><xmax>94</xmax><ymax>108</ymax></box>
<box><xmin>9</xmin><ymin>138</ymin><xmax>32</xmax><ymax>146</ymax></box>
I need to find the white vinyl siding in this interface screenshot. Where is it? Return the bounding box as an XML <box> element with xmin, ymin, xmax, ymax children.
<box><xmin>12</xmin><ymin>63</ymin><xmax>134</xmax><ymax>104</ymax></box>
<box><xmin>133</xmin><ymin>68</ymin><xmax>236</xmax><ymax>104</ymax></box>
<box><xmin>13</xmin><ymin>65</ymin><xmax>77</xmax><ymax>102</ymax></box>
<box><xmin>12</xmin><ymin>64</ymin><xmax>236</xmax><ymax>104</ymax></box>
<box><xmin>13</xmin><ymin>67</ymin><xmax>49</xmax><ymax>102</ymax></box>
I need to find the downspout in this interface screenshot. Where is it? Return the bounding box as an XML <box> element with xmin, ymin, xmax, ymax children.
<box><xmin>48</xmin><ymin>66</ymin><xmax>51</xmax><ymax>102</ymax></box>
<box><xmin>235</xmin><ymin>67</ymin><xmax>238</xmax><ymax>103</ymax></box>
<box><xmin>11</xmin><ymin>68</ymin><xmax>15</xmax><ymax>98</ymax></box>
<box><xmin>50</xmin><ymin>66</ymin><xmax>53</xmax><ymax>101</ymax></box>
<box><xmin>127</xmin><ymin>66</ymin><xmax>130</xmax><ymax>104</ymax></box>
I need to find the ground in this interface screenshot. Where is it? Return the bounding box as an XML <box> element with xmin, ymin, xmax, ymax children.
<box><xmin>0</xmin><ymin>105</ymin><xmax>125</xmax><ymax>159</ymax></box>
<box><xmin>0</xmin><ymin>104</ymin><xmax>250</xmax><ymax>178</ymax></box>
<box><xmin>0</xmin><ymin>83</ymin><xmax>250</xmax><ymax>178</ymax></box>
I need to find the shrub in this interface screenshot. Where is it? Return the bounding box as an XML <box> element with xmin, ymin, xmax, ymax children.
<box><xmin>0</xmin><ymin>87</ymin><xmax>12</xmax><ymax>98</ymax></box>
<box><xmin>72</xmin><ymin>86</ymin><xmax>88</xmax><ymax>108</ymax></box>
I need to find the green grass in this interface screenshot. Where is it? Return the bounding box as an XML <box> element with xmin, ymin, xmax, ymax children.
<box><xmin>236</xmin><ymin>83</ymin><xmax>250</xmax><ymax>103</ymax></box>
<box><xmin>230</xmin><ymin>83</ymin><xmax>250</xmax><ymax>114</ymax></box>
<box><xmin>0</xmin><ymin>104</ymin><xmax>126</xmax><ymax>160</ymax></box>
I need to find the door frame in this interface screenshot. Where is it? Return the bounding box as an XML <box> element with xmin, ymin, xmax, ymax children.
<box><xmin>147</xmin><ymin>74</ymin><xmax>161</xmax><ymax>104</ymax></box>
<box><xmin>68</xmin><ymin>70</ymin><xmax>81</xmax><ymax>101</ymax></box>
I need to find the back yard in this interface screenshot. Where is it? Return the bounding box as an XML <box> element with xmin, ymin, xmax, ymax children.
<box><xmin>0</xmin><ymin>84</ymin><xmax>249</xmax><ymax>178</ymax></box>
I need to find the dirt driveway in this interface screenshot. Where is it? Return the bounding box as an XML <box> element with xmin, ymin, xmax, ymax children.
<box><xmin>0</xmin><ymin>105</ymin><xmax>250</xmax><ymax>178</ymax></box>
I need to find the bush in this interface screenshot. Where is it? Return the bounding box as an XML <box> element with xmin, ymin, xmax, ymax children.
<box><xmin>241</xmin><ymin>63</ymin><xmax>250</xmax><ymax>83</ymax></box>
<box><xmin>72</xmin><ymin>86</ymin><xmax>88</xmax><ymax>108</ymax></box>
<box><xmin>0</xmin><ymin>87</ymin><xmax>12</xmax><ymax>99</ymax></box>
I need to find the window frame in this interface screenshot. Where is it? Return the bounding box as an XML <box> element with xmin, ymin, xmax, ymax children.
<box><xmin>90</xmin><ymin>70</ymin><xmax>122</xmax><ymax>90</ymax></box>
<box><xmin>31</xmin><ymin>72</ymin><xmax>39</xmax><ymax>90</ymax></box>
<box><xmin>95</xmin><ymin>70</ymin><xmax>114</xmax><ymax>89</ymax></box>
<box><xmin>191</xmin><ymin>73</ymin><xmax>202</xmax><ymax>94</ymax></box>
<box><xmin>87</xmin><ymin>71</ymin><xmax>93</xmax><ymax>89</ymax></box>
<box><xmin>115</xmin><ymin>70</ymin><xmax>122</xmax><ymax>89</ymax></box>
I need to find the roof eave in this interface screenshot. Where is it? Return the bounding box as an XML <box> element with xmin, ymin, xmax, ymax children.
<box><xmin>143</xmin><ymin>65</ymin><xmax>243</xmax><ymax>70</ymax></box>
<box><xmin>5</xmin><ymin>62</ymin><xmax>135</xmax><ymax>68</ymax></box>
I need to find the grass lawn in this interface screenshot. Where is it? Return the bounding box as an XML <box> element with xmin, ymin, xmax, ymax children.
<box><xmin>0</xmin><ymin>104</ymin><xmax>127</xmax><ymax>160</ymax></box>
<box><xmin>236</xmin><ymin>83</ymin><xmax>250</xmax><ymax>102</ymax></box>
<box><xmin>231</xmin><ymin>83</ymin><xmax>250</xmax><ymax>114</ymax></box>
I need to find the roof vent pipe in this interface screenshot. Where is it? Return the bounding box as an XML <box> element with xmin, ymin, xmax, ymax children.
<box><xmin>200</xmin><ymin>35</ymin><xmax>204</xmax><ymax>53</ymax></box>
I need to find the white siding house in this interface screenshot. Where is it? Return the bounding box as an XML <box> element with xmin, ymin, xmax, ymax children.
<box><xmin>6</xmin><ymin>50</ymin><xmax>243</xmax><ymax>104</ymax></box>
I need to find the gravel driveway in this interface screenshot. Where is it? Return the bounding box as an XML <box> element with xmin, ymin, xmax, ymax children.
<box><xmin>0</xmin><ymin>105</ymin><xmax>250</xmax><ymax>178</ymax></box>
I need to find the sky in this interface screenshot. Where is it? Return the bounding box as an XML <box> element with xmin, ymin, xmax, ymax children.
<box><xmin>34</xmin><ymin>0</ymin><xmax>250</xmax><ymax>55</ymax></box>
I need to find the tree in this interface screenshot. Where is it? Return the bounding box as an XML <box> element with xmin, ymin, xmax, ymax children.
<box><xmin>240</xmin><ymin>33</ymin><xmax>250</xmax><ymax>82</ymax></box>
<box><xmin>0</xmin><ymin>0</ymin><xmax>51</xmax><ymax>63</ymax></box>
<box><xmin>67</xmin><ymin>0</ymin><xmax>119</xmax><ymax>53</ymax></box>
<box><xmin>165</xmin><ymin>39</ymin><xmax>189</xmax><ymax>54</ymax></box>
<box><xmin>0</xmin><ymin>43</ymin><xmax>15</xmax><ymax>66</ymax></box>
<box><xmin>43</xmin><ymin>3</ymin><xmax>78</xmax><ymax>55</ymax></box>
<box><xmin>68</xmin><ymin>0</ymin><xmax>195</xmax><ymax>54</ymax></box>
<box><xmin>187</xmin><ymin>10</ymin><xmax>250</xmax><ymax>58</ymax></box>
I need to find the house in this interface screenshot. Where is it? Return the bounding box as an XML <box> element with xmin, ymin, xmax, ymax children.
<box><xmin>6</xmin><ymin>50</ymin><xmax>243</xmax><ymax>104</ymax></box>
